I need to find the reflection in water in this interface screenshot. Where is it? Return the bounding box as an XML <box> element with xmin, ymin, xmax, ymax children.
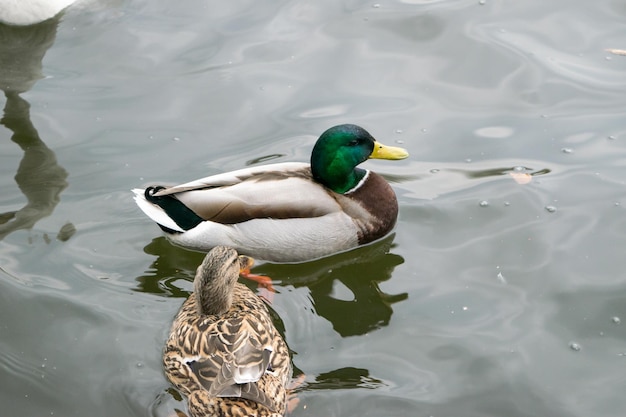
<box><xmin>0</xmin><ymin>20</ymin><xmax>58</xmax><ymax>94</ymax></box>
<box><xmin>300</xmin><ymin>367</ymin><xmax>385</xmax><ymax>391</ymax></box>
<box><xmin>150</xmin><ymin>366</ymin><xmax>385</xmax><ymax>417</ymax></box>
<box><xmin>245</xmin><ymin>153</ymin><xmax>286</xmax><ymax>165</ymax></box>
<box><xmin>137</xmin><ymin>234</ymin><xmax>407</xmax><ymax>337</ymax></box>
<box><xmin>0</xmin><ymin>20</ymin><xmax>70</xmax><ymax>241</ymax></box>
<box><xmin>136</xmin><ymin>237</ymin><xmax>205</xmax><ymax>297</ymax></box>
<box><xmin>256</xmin><ymin>234</ymin><xmax>407</xmax><ymax>337</ymax></box>
<box><xmin>451</xmin><ymin>165</ymin><xmax>551</xmax><ymax>180</ymax></box>
<box><xmin>0</xmin><ymin>92</ymin><xmax>69</xmax><ymax>240</ymax></box>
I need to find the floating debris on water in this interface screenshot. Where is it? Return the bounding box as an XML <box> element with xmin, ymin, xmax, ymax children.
<box><xmin>510</xmin><ymin>171</ymin><xmax>532</xmax><ymax>184</ymax></box>
<box><xmin>57</xmin><ymin>223</ymin><xmax>76</xmax><ymax>242</ymax></box>
<box><xmin>612</xmin><ymin>316</ymin><xmax>621</xmax><ymax>324</ymax></box>
<box><xmin>545</xmin><ymin>205</ymin><xmax>557</xmax><ymax>213</ymax></box>
<box><xmin>479</xmin><ymin>200</ymin><xmax>489</xmax><ymax>207</ymax></box>
<box><xmin>605</xmin><ymin>48</ymin><xmax>626</xmax><ymax>56</ymax></box>
<box><xmin>569</xmin><ymin>341</ymin><xmax>582</xmax><ymax>351</ymax></box>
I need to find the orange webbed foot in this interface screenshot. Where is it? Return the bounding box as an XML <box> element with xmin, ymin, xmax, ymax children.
<box><xmin>286</xmin><ymin>374</ymin><xmax>307</xmax><ymax>413</ymax></box>
<box><xmin>238</xmin><ymin>255</ymin><xmax>276</xmax><ymax>302</ymax></box>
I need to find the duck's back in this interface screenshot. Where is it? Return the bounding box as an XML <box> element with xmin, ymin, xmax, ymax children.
<box><xmin>164</xmin><ymin>283</ymin><xmax>291</xmax><ymax>417</ymax></box>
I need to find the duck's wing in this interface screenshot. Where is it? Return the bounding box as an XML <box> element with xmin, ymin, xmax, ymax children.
<box><xmin>134</xmin><ymin>162</ymin><xmax>342</xmax><ymax>229</ymax></box>
<box><xmin>152</xmin><ymin>162</ymin><xmax>310</xmax><ymax>195</ymax></box>
<box><xmin>188</xmin><ymin>349</ymin><xmax>277</xmax><ymax>411</ymax></box>
<box><xmin>186</xmin><ymin>313</ymin><xmax>281</xmax><ymax>412</ymax></box>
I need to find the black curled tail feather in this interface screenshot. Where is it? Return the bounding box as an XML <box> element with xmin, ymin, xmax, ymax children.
<box><xmin>144</xmin><ymin>186</ymin><xmax>204</xmax><ymax>231</ymax></box>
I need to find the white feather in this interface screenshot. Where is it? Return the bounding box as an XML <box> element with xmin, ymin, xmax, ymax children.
<box><xmin>132</xmin><ymin>188</ymin><xmax>185</xmax><ymax>233</ymax></box>
<box><xmin>170</xmin><ymin>213</ymin><xmax>358</xmax><ymax>262</ymax></box>
<box><xmin>0</xmin><ymin>0</ymin><xmax>77</xmax><ymax>25</ymax></box>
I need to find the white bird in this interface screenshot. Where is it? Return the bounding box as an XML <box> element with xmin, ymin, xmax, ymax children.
<box><xmin>0</xmin><ymin>0</ymin><xmax>76</xmax><ymax>26</ymax></box>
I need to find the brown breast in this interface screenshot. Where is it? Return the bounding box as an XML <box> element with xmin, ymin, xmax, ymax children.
<box><xmin>338</xmin><ymin>171</ymin><xmax>399</xmax><ymax>244</ymax></box>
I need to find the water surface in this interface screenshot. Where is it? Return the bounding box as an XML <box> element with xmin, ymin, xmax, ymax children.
<box><xmin>1</xmin><ymin>0</ymin><xmax>626</xmax><ymax>416</ymax></box>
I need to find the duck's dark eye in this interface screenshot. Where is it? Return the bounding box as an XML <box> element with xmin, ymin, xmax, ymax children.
<box><xmin>348</xmin><ymin>139</ymin><xmax>360</xmax><ymax>146</ymax></box>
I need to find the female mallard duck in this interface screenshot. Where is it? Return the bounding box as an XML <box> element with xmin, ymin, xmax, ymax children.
<box><xmin>163</xmin><ymin>246</ymin><xmax>292</xmax><ymax>417</ymax></box>
<box><xmin>133</xmin><ymin>124</ymin><xmax>409</xmax><ymax>263</ymax></box>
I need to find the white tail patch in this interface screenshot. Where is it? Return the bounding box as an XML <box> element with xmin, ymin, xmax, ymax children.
<box><xmin>132</xmin><ymin>189</ymin><xmax>185</xmax><ymax>233</ymax></box>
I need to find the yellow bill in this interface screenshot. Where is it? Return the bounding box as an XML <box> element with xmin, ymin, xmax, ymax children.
<box><xmin>370</xmin><ymin>141</ymin><xmax>409</xmax><ymax>160</ymax></box>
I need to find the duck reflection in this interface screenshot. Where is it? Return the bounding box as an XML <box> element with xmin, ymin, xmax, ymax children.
<box><xmin>136</xmin><ymin>234</ymin><xmax>407</xmax><ymax>337</ymax></box>
<box><xmin>255</xmin><ymin>234</ymin><xmax>407</xmax><ymax>337</ymax></box>
<box><xmin>0</xmin><ymin>19</ymin><xmax>70</xmax><ymax>241</ymax></box>
<box><xmin>299</xmin><ymin>366</ymin><xmax>384</xmax><ymax>391</ymax></box>
<box><xmin>150</xmin><ymin>366</ymin><xmax>385</xmax><ymax>417</ymax></box>
<box><xmin>136</xmin><ymin>237</ymin><xmax>205</xmax><ymax>298</ymax></box>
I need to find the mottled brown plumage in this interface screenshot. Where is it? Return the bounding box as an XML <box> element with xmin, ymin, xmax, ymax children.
<box><xmin>164</xmin><ymin>247</ymin><xmax>291</xmax><ymax>417</ymax></box>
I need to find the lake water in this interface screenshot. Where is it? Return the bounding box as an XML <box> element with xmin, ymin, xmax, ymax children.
<box><xmin>1</xmin><ymin>0</ymin><xmax>626</xmax><ymax>416</ymax></box>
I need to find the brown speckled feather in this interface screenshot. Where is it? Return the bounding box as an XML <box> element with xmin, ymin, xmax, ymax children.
<box><xmin>164</xmin><ymin>283</ymin><xmax>291</xmax><ymax>417</ymax></box>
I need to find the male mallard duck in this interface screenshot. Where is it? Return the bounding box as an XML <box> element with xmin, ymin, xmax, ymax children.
<box><xmin>133</xmin><ymin>124</ymin><xmax>409</xmax><ymax>263</ymax></box>
<box><xmin>163</xmin><ymin>246</ymin><xmax>292</xmax><ymax>417</ymax></box>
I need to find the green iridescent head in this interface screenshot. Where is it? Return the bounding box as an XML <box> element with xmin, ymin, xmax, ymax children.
<box><xmin>310</xmin><ymin>124</ymin><xmax>408</xmax><ymax>194</ymax></box>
